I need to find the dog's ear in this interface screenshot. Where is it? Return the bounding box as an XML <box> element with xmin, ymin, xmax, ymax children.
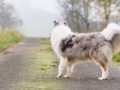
<box><xmin>53</xmin><ymin>20</ymin><xmax>59</xmax><ymax>27</ymax></box>
<box><xmin>63</xmin><ymin>21</ymin><xmax>67</xmax><ymax>26</ymax></box>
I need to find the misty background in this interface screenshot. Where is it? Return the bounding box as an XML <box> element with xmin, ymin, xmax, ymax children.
<box><xmin>6</xmin><ymin>0</ymin><xmax>60</xmax><ymax>37</ymax></box>
<box><xmin>1</xmin><ymin>0</ymin><xmax>120</xmax><ymax>37</ymax></box>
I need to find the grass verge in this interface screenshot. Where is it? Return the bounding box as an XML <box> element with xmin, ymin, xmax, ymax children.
<box><xmin>19</xmin><ymin>38</ymin><xmax>64</xmax><ymax>90</ymax></box>
<box><xmin>0</xmin><ymin>30</ymin><xmax>22</xmax><ymax>51</ymax></box>
<box><xmin>113</xmin><ymin>52</ymin><xmax>120</xmax><ymax>62</ymax></box>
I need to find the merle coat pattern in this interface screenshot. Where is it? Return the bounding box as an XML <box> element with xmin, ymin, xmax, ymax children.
<box><xmin>50</xmin><ymin>21</ymin><xmax>120</xmax><ymax>80</ymax></box>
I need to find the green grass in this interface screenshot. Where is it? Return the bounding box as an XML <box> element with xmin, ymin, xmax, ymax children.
<box><xmin>113</xmin><ymin>52</ymin><xmax>120</xmax><ymax>62</ymax></box>
<box><xmin>45</xmin><ymin>46</ymin><xmax>53</xmax><ymax>51</ymax></box>
<box><xmin>40</xmin><ymin>38</ymin><xmax>53</xmax><ymax>52</ymax></box>
<box><xmin>0</xmin><ymin>30</ymin><xmax>22</xmax><ymax>51</ymax></box>
<box><xmin>19</xmin><ymin>38</ymin><xmax>64</xmax><ymax>90</ymax></box>
<box><xmin>40</xmin><ymin>38</ymin><xmax>51</xmax><ymax>45</ymax></box>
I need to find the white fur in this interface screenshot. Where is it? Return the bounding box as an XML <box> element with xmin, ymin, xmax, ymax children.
<box><xmin>51</xmin><ymin>24</ymin><xmax>73</xmax><ymax>79</ymax></box>
<box><xmin>50</xmin><ymin>24</ymin><xmax>72</xmax><ymax>59</ymax></box>
<box><xmin>101</xmin><ymin>23</ymin><xmax>120</xmax><ymax>41</ymax></box>
<box><xmin>57</xmin><ymin>56</ymin><xmax>67</xmax><ymax>78</ymax></box>
<box><xmin>98</xmin><ymin>66</ymin><xmax>108</xmax><ymax>80</ymax></box>
<box><xmin>64</xmin><ymin>64</ymin><xmax>74</xmax><ymax>78</ymax></box>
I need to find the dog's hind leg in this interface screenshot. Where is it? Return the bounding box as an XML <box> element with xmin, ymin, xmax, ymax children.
<box><xmin>57</xmin><ymin>56</ymin><xmax>67</xmax><ymax>79</ymax></box>
<box><xmin>64</xmin><ymin>62</ymin><xmax>74</xmax><ymax>78</ymax></box>
<box><xmin>92</xmin><ymin>57</ymin><xmax>108</xmax><ymax>80</ymax></box>
<box><xmin>98</xmin><ymin>63</ymin><xmax>108</xmax><ymax>80</ymax></box>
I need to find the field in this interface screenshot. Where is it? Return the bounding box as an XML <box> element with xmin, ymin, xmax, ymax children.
<box><xmin>0</xmin><ymin>30</ymin><xmax>22</xmax><ymax>51</ymax></box>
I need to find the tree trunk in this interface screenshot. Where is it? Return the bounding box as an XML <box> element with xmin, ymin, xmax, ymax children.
<box><xmin>86</xmin><ymin>23</ymin><xmax>89</xmax><ymax>32</ymax></box>
<box><xmin>105</xmin><ymin>15</ymin><xmax>109</xmax><ymax>24</ymax></box>
<box><xmin>77</xmin><ymin>23</ymin><xmax>81</xmax><ymax>33</ymax></box>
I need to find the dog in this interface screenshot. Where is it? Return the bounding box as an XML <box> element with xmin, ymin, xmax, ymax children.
<box><xmin>50</xmin><ymin>20</ymin><xmax>120</xmax><ymax>80</ymax></box>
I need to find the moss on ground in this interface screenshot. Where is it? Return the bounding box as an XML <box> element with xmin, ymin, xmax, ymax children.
<box><xmin>19</xmin><ymin>38</ymin><xmax>64</xmax><ymax>90</ymax></box>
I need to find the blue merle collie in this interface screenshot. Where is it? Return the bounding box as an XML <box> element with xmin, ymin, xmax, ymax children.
<box><xmin>50</xmin><ymin>21</ymin><xmax>120</xmax><ymax>80</ymax></box>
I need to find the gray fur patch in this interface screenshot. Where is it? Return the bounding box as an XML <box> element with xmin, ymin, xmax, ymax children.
<box><xmin>59</xmin><ymin>33</ymin><xmax>112</xmax><ymax>63</ymax></box>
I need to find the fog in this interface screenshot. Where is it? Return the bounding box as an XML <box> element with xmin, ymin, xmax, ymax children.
<box><xmin>7</xmin><ymin>0</ymin><xmax>60</xmax><ymax>37</ymax></box>
<box><xmin>3</xmin><ymin>0</ymin><xmax>120</xmax><ymax>37</ymax></box>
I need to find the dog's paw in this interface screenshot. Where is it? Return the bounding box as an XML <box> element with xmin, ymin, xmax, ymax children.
<box><xmin>98</xmin><ymin>77</ymin><xmax>107</xmax><ymax>80</ymax></box>
<box><xmin>64</xmin><ymin>75</ymin><xmax>70</xmax><ymax>78</ymax></box>
<box><xmin>57</xmin><ymin>74</ymin><xmax>62</xmax><ymax>79</ymax></box>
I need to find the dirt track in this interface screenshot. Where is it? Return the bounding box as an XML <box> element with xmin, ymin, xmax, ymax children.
<box><xmin>0</xmin><ymin>38</ymin><xmax>40</xmax><ymax>90</ymax></box>
<box><xmin>0</xmin><ymin>38</ymin><xmax>120</xmax><ymax>90</ymax></box>
<box><xmin>60</xmin><ymin>61</ymin><xmax>120</xmax><ymax>90</ymax></box>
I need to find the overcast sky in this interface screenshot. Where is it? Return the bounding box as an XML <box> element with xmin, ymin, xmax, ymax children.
<box><xmin>6</xmin><ymin>0</ymin><xmax>60</xmax><ymax>37</ymax></box>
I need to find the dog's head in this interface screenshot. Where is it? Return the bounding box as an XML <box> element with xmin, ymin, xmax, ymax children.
<box><xmin>53</xmin><ymin>20</ymin><xmax>67</xmax><ymax>28</ymax></box>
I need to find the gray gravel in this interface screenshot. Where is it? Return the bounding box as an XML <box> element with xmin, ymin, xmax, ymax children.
<box><xmin>0</xmin><ymin>38</ymin><xmax>40</xmax><ymax>90</ymax></box>
<box><xmin>59</xmin><ymin>61</ymin><xmax>120</xmax><ymax>90</ymax></box>
<box><xmin>0</xmin><ymin>38</ymin><xmax>120</xmax><ymax>90</ymax></box>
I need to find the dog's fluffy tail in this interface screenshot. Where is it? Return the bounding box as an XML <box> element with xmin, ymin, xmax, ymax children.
<box><xmin>101</xmin><ymin>23</ymin><xmax>120</xmax><ymax>53</ymax></box>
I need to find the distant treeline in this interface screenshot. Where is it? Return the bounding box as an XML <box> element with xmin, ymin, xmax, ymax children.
<box><xmin>58</xmin><ymin>0</ymin><xmax>120</xmax><ymax>32</ymax></box>
<box><xmin>0</xmin><ymin>0</ymin><xmax>22</xmax><ymax>29</ymax></box>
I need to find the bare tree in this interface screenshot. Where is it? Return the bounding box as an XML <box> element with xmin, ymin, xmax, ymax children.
<box><xmin>58</xmin><ymin>0</ymin><xmax>80</xmax><ymax>32</ymax></box>
<box><xmin>58</xmin><ymin>0</ymin><xmax>93</xmax><ymax>32</ymax></box>
<box><xmin>81</xmin><ymin>0</ymin><xmax>90</xmax><ymax>31</ymax></box>
<box><xmin>93</xmin><ymin>0</ymin><xmax>120</xmax><ymax>23</ymax></box>
<box><xmin>0</xmin><ymin>0</ymin><xmax>22</xmax><ymax>29</ymax></box>
<box><xmin>58</xmin><ymin>0</ymin><xmax>120</xmax><ymax>32</ymax></box>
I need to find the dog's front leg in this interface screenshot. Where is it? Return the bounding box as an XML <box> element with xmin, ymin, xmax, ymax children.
<box><xmin>57</xmin><ymin>57</ymin><xmax>67</xmax><ymax>79</ymax></box>
<box><xmin>64</xmin><ymin>63</ymin><xmax>74</xmax><ymax>78</ymax></box>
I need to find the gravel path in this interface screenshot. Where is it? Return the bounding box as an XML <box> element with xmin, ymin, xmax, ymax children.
<box><xmin>59</xmin><ymin>61</ymin><xmax>120</xmax><ymax>90</ymax></box>
<box><xmin>0</xmin><ymin>38</ymin><xmax>40</xmax><ymax>90</ymax></box>
<box><xmin>0</xmin><ymin>38</ymin><xmax>120</xmax><ymax>90</ymax></box>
